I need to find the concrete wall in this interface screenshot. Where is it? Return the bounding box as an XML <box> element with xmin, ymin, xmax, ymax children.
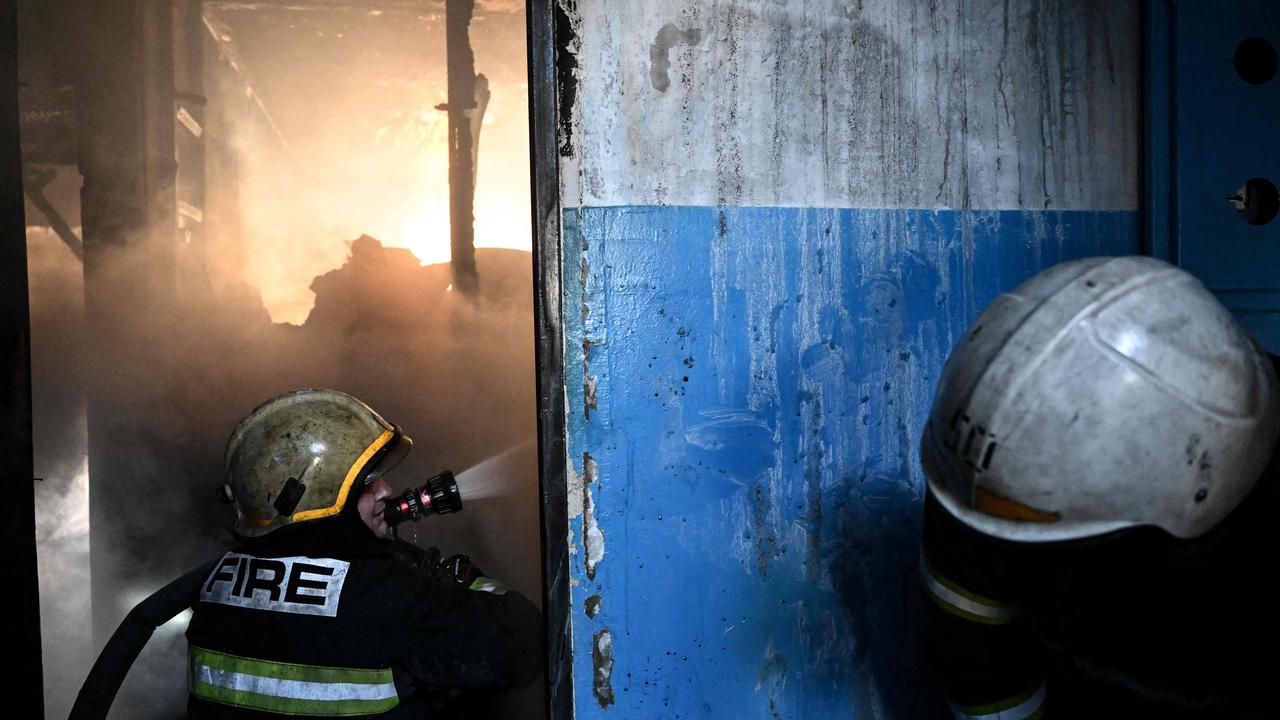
<box><xmin>556</xmin><ymin>1</ymin><xmax>1141</xmax><ymax>717</ymax></box>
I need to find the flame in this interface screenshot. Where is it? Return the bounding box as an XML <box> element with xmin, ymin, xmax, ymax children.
<box><xmin>379</xmin><ymin>105</ymin><xmax>530</xmax><ymax>279</ymax></box>
<box><xmin>226</xmin><ymin>65</ymin><xmax>530</xmax><ymax>325</ymax></box>
<box><xmin>399</xmin><ymin>201</ymin><xmax>452</xmax><ymax>267</ymax></box>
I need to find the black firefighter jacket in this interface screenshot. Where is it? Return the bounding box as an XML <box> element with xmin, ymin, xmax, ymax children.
<box><xmin>70</xmin><ymin>514</ymin><xmax>541</xmax><ymax>719</ymax></box>
<box><xmin>920</xmin><ymin>458</ymin><xmax>1278</xmax><ymax>720</ymax></box>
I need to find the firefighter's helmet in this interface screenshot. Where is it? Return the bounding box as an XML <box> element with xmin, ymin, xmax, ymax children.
<box><xmin>922</xmin><ymin>256</ymin><xmax>1279</xmax><ymax>542</ymax></box>
<box><xmin>224</xmin><ymin>388</ymin><xmax>412</xmax><ymax>538</ymax></box>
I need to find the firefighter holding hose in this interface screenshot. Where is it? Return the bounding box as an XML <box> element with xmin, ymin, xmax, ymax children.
<box><xmin>70</xmin><ymin>388</ymin><xmax>541</xmax><ymax>718</ymax></box>
<box><xmin>919</xmin><ymin>257</ymin><xmax>1278</xmax><ymax>718</ymax></box>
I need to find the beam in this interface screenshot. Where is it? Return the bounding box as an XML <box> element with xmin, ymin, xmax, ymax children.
<box><xmin>176</xmin><ymin>0</ymin><xmax>209</xmax><ymax>294</ymax></box>
<box><xmin>205</xmin><ymin>0</ymin><xmax>523</xmax><ymax>14</ymax></box>
<box><xmin>23</xmin><ymin>166</ymin><xmax>85</xmax><ymax>261</ymax></box>
<box><xmin>201</xmin><ymin>10</ymin><xmax>290</xmax><ymax>152</ymax></box>
<box><xmin>78</xmin><ymin>0</ymin><xmax>179</xmax><ymax>646</ymax></box>
<box><xmin>444</xmin><ymin>0</ymin><xmax>479</xmax><ymax>294</ymax></box>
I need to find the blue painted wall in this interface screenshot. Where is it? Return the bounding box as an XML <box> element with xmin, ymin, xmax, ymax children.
<box><xmin>556</xmin><ymin>2</ymin><xmax>1142</xmax><ymax>717</ymax></box>
<box><xmin>563</xmin><ymin>207</ymin><xmax>1137</xmax><ymax>717</ymax></box>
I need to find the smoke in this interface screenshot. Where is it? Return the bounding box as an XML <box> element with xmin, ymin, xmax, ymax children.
<box><xmin>395</xmin><ymin>440</ymin><xmax>546</xmax><ymax>720</ymax></box>
<box><xmin>27</xmin><ymin>224</ymin><xmax>91</xmax><ymax>720</ymax></box>
<box><xmin>30</xmin><ymin>219</ymin><xmax>542</xmax><ymax>720</ymax></box>
<box><xmin>203</xmin><ymin>3</ymin><xmax>532</xmax><ymax>324</ymax></box>
<box><xmin>24</xmin><ymin>6</ymin><xmax>542</xmax><ymax>719</ymax></box>
<box><xmin>33</xmin><ymin>458</ymin><xmax>91</xmax><ymax>720</ymax></box>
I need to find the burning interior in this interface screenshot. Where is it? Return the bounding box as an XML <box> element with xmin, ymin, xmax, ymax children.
<box><xmin>19</xmin><ymin>0</ymin><xmax>541</xmax><ymax>717</ymax></box>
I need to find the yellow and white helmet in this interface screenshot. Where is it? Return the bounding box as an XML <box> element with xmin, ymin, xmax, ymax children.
<box><xmin>922</xmin><ymin>256</ymin><xmax>1279</xmax><ymax>542</ymax></box>
<box><xmin>224</xmin><ymin>389</ymin><xmax>412</xmax><ymax>538</ymax></box>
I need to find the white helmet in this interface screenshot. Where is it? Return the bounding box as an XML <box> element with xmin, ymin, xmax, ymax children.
<box><xmin>922</xmin><ymin>256</ymin><xmax>1279</xmax><ymax>542</ymax></box>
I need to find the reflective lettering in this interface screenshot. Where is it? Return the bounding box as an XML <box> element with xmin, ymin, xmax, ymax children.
<box><xmin>200</xmin><ymin>553</ymin><xmax>349</xmax><ymax>617</ymax></box>
<box><xmin>205</xmin><ymin>556</ymin><xmax>238</xmax><ymax>594</ymax></box>
<box><xmin>285</xmin><ymin>563</ymin><xmax>333</xmax><ymax>606</ymax></box>
<box><xmin>243</xmin><ymin>559</ymin><xmax>286</xmax><ymax>601</ymax></box>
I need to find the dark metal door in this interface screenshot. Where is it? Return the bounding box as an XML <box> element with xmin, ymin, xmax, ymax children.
<box><xmin>1153</xmin><ymin>0</ymin><xmax>1280</xmax><ymax>346</ymax></box>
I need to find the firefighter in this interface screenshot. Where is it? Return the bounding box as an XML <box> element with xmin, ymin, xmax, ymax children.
<box><xmin>919</xmin><ymin>256</ymin><xmax>1280</xmax><ymax>719</ymax></box>
<box><xmin>71</xmin><ymin>388</ymin><xmax>541</xmax><ymax>719</ymax></box>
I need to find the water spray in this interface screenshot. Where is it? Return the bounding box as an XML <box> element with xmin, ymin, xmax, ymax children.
<box><xmin>383</xmin><ymin>470</ymin><xmax>463</xmax><ymax>526</ymax></box>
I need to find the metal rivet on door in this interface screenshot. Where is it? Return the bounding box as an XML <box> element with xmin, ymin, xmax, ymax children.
<box><xmin>1227</xmin><ymin>178</ymin><xmax>1280</xmax><ymax>226</ymax></box>
<box><xmin>1233</xmin><ymin>37</ymin><xmax>1277</xmax><ymax>85</ymax></box>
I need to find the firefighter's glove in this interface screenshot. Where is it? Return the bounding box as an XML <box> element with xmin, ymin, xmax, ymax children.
<box><xmin>392</xmin><ymin>540</ymin><xmax>443</xmax><ymax>577</ymax></box>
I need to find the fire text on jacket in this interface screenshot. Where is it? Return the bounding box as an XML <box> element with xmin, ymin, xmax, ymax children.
<box><xmin>201</xmin><ymin>553</ymin><xmax>349</xmax><ymax>617</ymax></box>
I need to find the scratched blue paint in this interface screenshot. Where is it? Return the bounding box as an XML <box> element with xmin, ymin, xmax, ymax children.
<box><xmin>564</xmin><ymin>205</ymin><xmax>1139</xmax><ymax>719</ymax></box>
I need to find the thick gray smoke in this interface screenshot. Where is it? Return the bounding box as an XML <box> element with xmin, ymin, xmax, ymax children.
<box><xmin>29</xmin><ymin>224</ymin><xmax>541</xmax><ymax>719</ymax></box>
<box><xmin>28</xmin><ymin>224</ymin><xmax>91</xmax><ymax>720</ymax></box>
<box><xmin>24</xmin><ymin>5</ymin><xmax>541</xmax><ymax>719</ymax></box>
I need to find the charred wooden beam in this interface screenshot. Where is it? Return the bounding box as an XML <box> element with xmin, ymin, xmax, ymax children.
<box><xmin>23</xmin><ymin>166</ymin><xmax>84</xmax><ymax>261</ymax></box>
<box><xmin>78</xmin><ymin>0</ymin><xmax>179</xmax><ymax>646</ymax></box>
<box><xmin>176</xmin><ymin>0</ymin><xmax>209</xmax><ymax>295</ymax></box>
<box><xmin>205</xmin><ymin>0</ymin><xmax>522</xmax><ymax>14</ymax></box>
<box><xmin>201</xmin><ymin>10</ymin><xmax>290</xmax><ymax>151</ymax></box>
<box><xmin>444</xmin><ymin>0</ymin><xmax>478</xmax><ymax>294</ymax></box>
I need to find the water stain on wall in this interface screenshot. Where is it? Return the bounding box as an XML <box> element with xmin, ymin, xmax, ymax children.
<box><xmin>563</xmin><ymin>0</ymin><xmax>1139</xmax><ymax>211</ymax></box>
<box><xmin>649</xmin><ymin>23</ymin><xmax>703</xmax><ymax>92</ymax></box>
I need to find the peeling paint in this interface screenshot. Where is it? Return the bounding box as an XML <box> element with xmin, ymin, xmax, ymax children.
<box><xmin>582</xmin><ymin>452</ymin><xmax>604</xmax><ymax>580</ymax></box>
<box><xmin>592</xmin><ymin>628</ymin><xmax>615</xmax><ymax>707</ymax></box>
<box><xmin>580</xmin><ymin>255</ymin><xmax>589</xmax><ymax>322</ymax></box>
<box><xmin>584</xmin><ymin>374</ymin><xmax>598</xmax><ymax>417</ymax></box>
<box><xmin>554</xmin><ymin>0</ymin><xmax>580</xmax><ymax>159</ymax></box>
<box><xmin>584</xmin><ymin>593</ymin><xmax>602</xmax><ymax>618</ymax></box>
<box><xmin>566</xmin><ymin>461</ymin><xmax>585</xmax><ymax>520</ymax></box>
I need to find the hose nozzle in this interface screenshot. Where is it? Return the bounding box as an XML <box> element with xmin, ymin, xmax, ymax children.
<box><xmin>383</xmin><ymin>470</ymin><xmax>463</xmax><ymax>526</ymax></box>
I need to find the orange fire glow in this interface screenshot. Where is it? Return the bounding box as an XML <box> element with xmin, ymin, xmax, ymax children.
<box><xmin>233</xmin><ymin>88</ymin><xmax>530</xmax><ymax>325</ymax></box>
<box><xmin>217</xmin><ymin>13</ymin><xmax>531</xmax><ymax>326</ymax></box>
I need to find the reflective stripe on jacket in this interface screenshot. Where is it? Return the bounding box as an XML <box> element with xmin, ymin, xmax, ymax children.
<box><xmin>183</xmin><ymin>517</ymin><xmax>541</xmax><ymax>719</ymax></box>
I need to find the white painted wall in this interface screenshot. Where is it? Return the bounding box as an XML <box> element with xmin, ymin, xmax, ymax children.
<box><xmin>560</xmin><ymin>0</ymin><xmax>1140</xmax><ymax>211</ymax></box>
